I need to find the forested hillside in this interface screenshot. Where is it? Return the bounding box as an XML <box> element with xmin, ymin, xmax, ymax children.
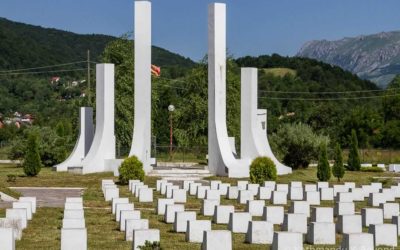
<box><xmin>0</xmin><ymin>18</ymin><xmax>194</xmax><ymax>71</ymax></box>
<box><xmin>0</xmin><ymin>18</ymin><xmax>195</xmax><ymax>122</ymax></box>
<box><xmin>2</xmin><ymin>18</ymin><xmax>400</xmax><ymax>166</ymax></box>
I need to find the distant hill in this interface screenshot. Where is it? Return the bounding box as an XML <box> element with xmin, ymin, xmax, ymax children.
<box><xmin>297</xmin><ymin>31</ymin><xmax>400</xmax><ymax>88</ymax></box>
<box><xmin>236</xmin><ymin>54</ymin><xmax>378</xmax><ymax>92</ymax></box>
<box><xmin>0</xmin><ymin>17</ymin><xmax>195</xmax><ymax>70</ymax></box>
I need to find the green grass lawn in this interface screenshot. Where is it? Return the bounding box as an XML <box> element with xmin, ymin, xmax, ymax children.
<box><xmin>0</xmin><ymin>164</ymin><xmax>399</xmax><ymax>249</ymax></box>
<box><xmin>262</xmin><ymin>68</ymin><xmax>297</xmax><ymax>77</ymax></box>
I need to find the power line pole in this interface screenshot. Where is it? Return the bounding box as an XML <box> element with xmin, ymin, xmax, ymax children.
<box><xmin>87</xmin><ymin>50</ymin><xmax>91</xmax><ymax>105</ymax></box>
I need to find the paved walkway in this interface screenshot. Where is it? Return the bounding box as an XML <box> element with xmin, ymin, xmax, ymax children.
<box><xmin>10</xmin><ymin>187</ymin><xmax>84</xmax><ymax>208</ymax></box>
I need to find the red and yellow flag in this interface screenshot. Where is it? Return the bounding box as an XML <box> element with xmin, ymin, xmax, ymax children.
<box><xmin>151</xmin><ymin>65</ymin><xmax>161</xmax><ymax>77</ymax></box>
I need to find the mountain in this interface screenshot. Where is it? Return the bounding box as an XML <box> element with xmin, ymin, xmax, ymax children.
<box><xmin>296</xmin><ymin>31</ymin><xmax>400</xmax><ymax>88</ymax></box>
<box><xmin>0</xmin><ymin>17</ymin><xmax>195</xmax><ymax>70</ymax></box>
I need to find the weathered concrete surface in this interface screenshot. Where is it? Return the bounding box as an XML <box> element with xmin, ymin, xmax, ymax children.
<box><xmin>10</xmin><ymin>187</ymin><xmax>83</xmax><ymax>207</ymax></box>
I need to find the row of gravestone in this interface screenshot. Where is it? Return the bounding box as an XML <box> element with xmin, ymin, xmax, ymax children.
<box><xmin>103</xmin><ymin>178</ymin><xmax>400</xmax><ymax>249</ymax></box>
<box><xmin>0</xmin><ymin>196</ymin><xmax>36</xmax><ymax>250</ymax></box>
<box><xmin>60</xmin><ymin>197</ymin><xmax>87</xmax><ymax>250</ymax></box>
<box><xmin>103</xmin><ymin>180</ymin><xmax>160</xmax><ymax>250</ymax></box>
<box><xmin>153</xmin><ymin>179</ymin><xmax>400</xmax><ymax>249</ymax></box>
<box><xmin>162</xmin><ymin>181</ymin><xmax>400</xmax><ymax>249</ymax></box>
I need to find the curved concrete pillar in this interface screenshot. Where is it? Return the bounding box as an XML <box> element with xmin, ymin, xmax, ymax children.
<box><xmin>240</xmin><ymin>68</ymin><xmax>292</xmax><ymax>175</ymax></box>
<box><xmin>81</xmin><ymin>64</ymin><xmax>116</xmax><ymax>174</ymax></box>
<box><xmin>55</xmin><ymin>107</ymin><xmax>94</xmax><ymax>171</ymax></box>
<box><xmin>228</xmin><ymin>137</ymin><xmax>237</xmax><ymax>157</ymax></box>
<box><xmin>208</xmin><ymin>3</ymin><xmax>249</xmax><ymax>178</ymax></box>
<box><xmin>129</xmin><ymin>0</ymin><xmax>155</xmax><ymax>173</ymax></box>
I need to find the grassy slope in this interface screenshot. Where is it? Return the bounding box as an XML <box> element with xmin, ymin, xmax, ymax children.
<box><xmin>0</xmin><ymin>164</ymin><xmax>399</xmax><ymax>249</ymax></box>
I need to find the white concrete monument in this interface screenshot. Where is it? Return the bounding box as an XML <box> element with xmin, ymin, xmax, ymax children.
<box><xmin>55</xmin><ymin>107</ymin><xmax>94</xmax><ymax>171</ymax></box>
<box><xmin>81</xmin><ymin>64</ymin><xmax>116</xmax><ymax>174</ymax></box>
<box><xmin>208</xmin><ymin>3</ymin><xmax>249</xmax><ymax>177</ymax></box>
<box><xmin>240</xmin><ymin>68</ymin><xmax>292</xmax><ymax>175</ymax></box>
<box><xmin>129</xmin><ymin>0</ymin><xmax>155</xmax><ymax>173</ymax></box>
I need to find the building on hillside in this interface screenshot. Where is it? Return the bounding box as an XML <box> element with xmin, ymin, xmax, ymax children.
<box><xmin>21</xmin><ymin>114</ymin><xmax>34</xmax><ymax>125</ymax></box>
<box><xmin>51</xmin><ymin>76</ymin><xmax>61</xmax><ymax>84</ymax></box>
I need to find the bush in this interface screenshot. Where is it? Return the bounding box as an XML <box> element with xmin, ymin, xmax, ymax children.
<box><xmin>138</xmin><ymin>241</ymin><xmax>162</xmax><ymax>250</ymax></box>
<box><xmin>270</xmin><ymin>123</ymin><xmax>330</xmax><ymax>169</ymax></box>
<box><xmin>118</xmin><ymin>155</ymin><xmax>145</xmax><ymax>185</ymax></box>
<box><xmin>250</xmin><ymin>157</ymin><xmax>277</xmax><ymax>184</ymax></box>
<box><xmin>9</xmin><ymin>126</ymin><xmax>70</xmax><ymax>166</ymax></box>
<box><xmin>317</xmin><ymin>143</ymin><xmax>331</xmax><ymax>181</ymax></box>
<box><xmin>360</xmin><ymin>167</ymin><xmax>384</xmax><ymax>172</ymax></box>
<box><xmin>332</xmin><ymin>143</ymin><xmax>345</xmax><ymax>182</ymax></box>
<box><xmin>347</xmin><ymin>129</ymin><xmax>361</xmax><ymax>171</ymax></box>
<box><xmin>23</xmin><ymin>133</ymin><xmax>42</xmax><ymax>177</ymax></box>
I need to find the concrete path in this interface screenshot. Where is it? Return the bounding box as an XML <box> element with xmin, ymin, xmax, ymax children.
<box><xmin>10</xmin><ymin>187</ymin><xmax>84</xmax><ymax>208</ymax></box>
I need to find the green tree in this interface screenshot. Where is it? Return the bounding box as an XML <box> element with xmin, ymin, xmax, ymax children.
<box><xmin>317</xmin><ymin>143</ymin><xmax>331</xmax><ymax>181</ymax></box>
<box><xmin>55</xmin><ymin>122</ymin><xmax>65</xmax><ymax>137</ymax></box>
<box><xmin>332</xmin><ymin>143</ymin><xmax>345</xmax><ymax>182</ymax></box>
<box><xmin>348</xmin><ymin>129</ymin><xmax>361</xmax><ymax>171</ymax></box>
<box><xmin>23</xmin><ymin>133</ymin><xmax>42</xmax><ymax>176</ymax></box>
<box><xmin>270</xmin><ymin>123</ymin><xmax>329</xmax><ymax>169</ymax></box>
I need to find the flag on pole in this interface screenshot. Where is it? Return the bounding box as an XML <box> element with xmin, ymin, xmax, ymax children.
<box><xmin>151</xmin><ymin>64</ymin><xmax>161</xmax><ymax>77</ymax></box>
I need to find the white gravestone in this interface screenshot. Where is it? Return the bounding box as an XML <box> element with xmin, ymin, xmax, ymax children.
<box><xmin>340</xmin><ymin>233</ymin><xmax>374</xmax><ymax>250</ymax></box>
<box><xmin>361</xmin><ymin>208</ymin><xmax>383</xmax><ymax>227</ymax></box>
<box><xmin>0</xmin><ymin>228</ymin><xmax>14</xmax><ymax>250</ymax></box>
<box><xmin>201</xmin><ymin>230</ymin><xmax>232</xmax><ymax>250</ymax></box>
<box><xmin>186</xmin><ymin>220</ymin><xmax>211</xmax><ymax>243</ymax></box>
<box><xmin>164</xmin><ymin>204</ymin><xmax>184</xmax><ymax>223</ymax></box>
<box><xmin>336</xmin><ymin>214</ymin><xmax>362</xmax><ymax>234</ymax></box>
<box><xmin>125</xmin><ymin>219</ymin><xmax>149</xmax><ymax>241</ymax></box>
<box><xmin>156</xmin><ymin>198</ymin><xmax>174</xmax><ymax>215</ymax></box>
<box><xmin>120</xmin><ymin>210</ymin><xmax>140</xmax><ymax>231</ymax></box>
<box><xmin>174</xmin><ymin>211</ymin><xmax>196</xmax><ymax>233</ymax></box>
<box><xmin>228</xmin><ymin>212</ymin><xmax>252</xmax><ymax>233</ymax></box>
<box><xmin>245</xmin><ymin>221</ymin><xmax>273</xmax><ymax>244</ymax></box>
<box><xmin>306</xmin><ymin>222</ymin><xmax>335</xmax><ymax>245</ymax></box>
<box><xmin>201</xmin><ymin>199</ymin><xmax>220</xmax><ymax>216</ymax></box>
<box><xmin>213</xmin><ymin>205</ymin><xmax>234</xmax><ymax>224</ymax></box>
<box><xmin>282</xmin><ymin>213</ymin><xmax>307</xmax><ymax>234</ymax></box>
<box><xmin>262</xmin><ymin>206</ymin><xmax>284</xmax><ymax>225</ymax></box>
<box><xmin>368</xmin><ymin>224</ymin><xmax>397</xmax><ymax>247</ymax></box>
<box><xmin>61</xmin><ymin>228</ymin><xmax>87</xmax><ymax>250</ymax></box>
<box><xmin>271</xmin><ymin>232</ymin><xmax>303</xmax><ymax>250</ymax></box>
<box><xmin>132</xmin><ymin>229</ymin><xmax>160</xmax><ymax>250</ymax></box>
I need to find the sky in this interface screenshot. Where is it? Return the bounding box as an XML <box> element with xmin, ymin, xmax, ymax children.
<box><xmin>1</xmin><ymin>0</ymin><xmax>400</xmax><ymax>61</ymax></box>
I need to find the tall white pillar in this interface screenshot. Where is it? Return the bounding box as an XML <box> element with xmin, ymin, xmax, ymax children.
<box><xmin>240</xmin><ymin>68</ymin><xmax>292</xmax><ymax>175</ymax></box>
<box><xmin>55</xmin><ymin>107</ymin><xmax>94</xmax><ymax>171</ymax></box>
<box><xmin>208</xmin><ymin>3</ymin><xmax>249</xmax><ymax>178</ymax></box>
<box><xmin>130</xmin><ymin>0</ymin><xmax>154</xmax><ymax>173</ymax></box>
<box><xmin>81</xmin><ymin>64</ymin><xmax>116</xmax><ymax>174</ymax></box>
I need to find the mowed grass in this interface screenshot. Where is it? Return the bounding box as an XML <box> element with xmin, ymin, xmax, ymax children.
<box><xmin>1</xmin><ymin>164</ymin><xmax>400</xmax><ymax>249</ymax></box>
<box><xmin>262</xmin><ymin>68</ymin><xmax>297</xmax><ymax>77</ymax></box>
